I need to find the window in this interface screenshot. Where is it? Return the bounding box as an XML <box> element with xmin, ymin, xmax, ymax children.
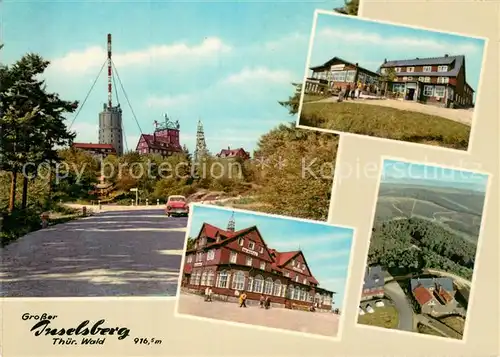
<box><xmin>247</xmin><ymin>276</ymin><xmax>254</xmax><ymax>292</ymax></box>
<box><xmin>423</xmin><ymin>85</ymin><xmax>434</xmax><ymax>96</ymax></box>
<box><xmin>199</xmin><ymin>238</ymin><xmax>206</xmax><ymax>246</ymax></box>
<box><xmin>196</xmin><ymin>252</ymin><xmax>204</xmax><ymax>262</ymax></box>
<box><xmin>437</xmin><ymin>65</ymin><xmax>448</xmax><ymax>72</ymax></box>
<box><xmin>345</xmin><ymin>70</ymin><xmax>356</xmax><ymax>83</ymax></box>
<box><xmin>302</xmin><ymin>264</ymin><xmax>306</xmax><ymax>270</ymax></box>
<box><xmin>201</xmin><ymin>271</ymin><xmax>208</xmax><ymax>286</ymax></box>
<box><xmin>392</xmin><ymin>83</ymin><xmax>405</xmax><ymax>93</ymax></box>
<box><xmin>238</xmin><ymin>238</ymin><xmax>244</xmax><ymax>246</ymax></box>
<box><xmin>300</xmin><ymin>288</ymin><xmax>306</xmax><ymax>301</ymax></box>
<box><xmin>253</xmin><ymin>275</ymin><xmax>264</xmax><ymax>293</ymax></box>
<box><xmin>259</xmin><ymin>246</ymin><xmax>264</xmax><ymax>254</ymax></box>
<box><xmin>424</xmin><ymin>77</ymin><xmax>431</xmax><ymax>83</ymax></box>
<box><xmin>423</xmin><ymin>66</ymin><xmax>432</xmax><ymax>72</ymax></box>
<box><xmin>232</xmin><ymin>271</ymin><xmax>245</xmax><ymax>291</ymax></box>
<box><xmin>189</xmin><ymin>274</ymin><xmax>195</xmax><ymax>285</ymax></box>
<box><xmin>406</xmin><ymin>76</ymin><xmax>413</xmax><ymax>81</ymax></box>
<box><xmin>332</xmin><ymin>71</ymin><xmax>347</xmax><ymax>82</ymax></box>
<box><xmin>260</xmin><ymin>262</ymin><xmax>266</xmax><ymax>270</ymax></box>
<box><xmin>295</xmin><ymin>276</ymin><xmax>300</xmax><ymax>283</ymax></box>
<box><xmin>437</xmin><ymin>77</ymin><xmax>449</xmax><ymax>84</ymax></box>
<box><xmin>291</xmin><ymin>260</ymin><xmax>295</xmax><ymax>267</ymax></box>
<box><xmin>264</xmin><ymin>278</ymin><xmax>273</xmax><ymax>295</ymax></box>
<box><xmin>245</xmin><ymin>257</ymin><xmax>253</xmax><ymax>266</ymax></box>
<box><xmin>407</xmin><ymin>67</ymin><xmax>415</xmax><ymax>72</ymax></box>
<box><xmin>293</xmin><ymin>286</ymin><xmax>300</xmax><ymax>300</ymax></box>
<box><xmin>308</xmin><ymin>293</ymin><xmax>314</xmax><ymax>302</ymax></box>
<box><xmin>273</xmin><ymin>280</ymin><xmax>282</xmax><ymax>296</ymax></box>
<box><xmin>303</xmin><ymin>278</ymin><xmax>308</xmax><ymax>285</ymax></box>
<box><xmin>248</xmin><ymin>241</ymin><xmax>255</xmax><ymax>250</ymax></box>
<box><xmin>216</xmin><ymin>270</ymin><xmax>229</xmax><ymax>288</ymax></box>
<box><xmin>418</xmin><ymin>76</ymin><xmax>425</xmax><ymax>82</ymax></box>
<box><xmin>288</xmin><ymin>285</ymin><xmax>295</xmax><ymax>299</ymax></box>
<box><xmin>434</xmin><ymin>86</ymin><xmax>445</xmax><ymax>97</ymax></box>
<box><xmin>194</xmin><ymin>271</ymin><xmax>202</xmax><ymax>285</ymax></box>
<box><xmin>207</xmin><ymin>250</ymin><xmax>215</xmax><ymax>261</ymax></box>
<box><xmin>380</xmin><ymin>68</ymin><xmax>387</xmax><ymax>75</ymax></box>
<box><xmin>395</xmin><ymin>67</ymin><xmax>401</xmax><ymax>73</ymax></box>
<box><xmin>230</xmin><ymin>251</ymin><xmax>237</xmax><ymax>263</ymax></box>
<box><xmin>186</xmin><ymin>255</ymin><xmax>193</xmax><ymax>263</ymax></box>
<box><xmin>207</xmin><ymin>271</ymin><xmax>215</xmax><ymax>286</ymax></box>
<box><xmin>284</xmin><ymin>271</ymin><xmax>290</xmax><ymax>278</ymax></box>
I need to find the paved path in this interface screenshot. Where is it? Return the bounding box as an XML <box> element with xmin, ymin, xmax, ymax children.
<box><xmin>314</xmin><ymin>97</ymin><xmax>473</xmax><ymax>126</ymax></box>
<box><xmin>177</xmin><ymin>293</ymin><xmax>340</xmax><ymax>337</ymax></box>
<box><xmin>383</xmin><ymin>281</ymin><xmax>414</xmax><ymax>331</ymax></box>
<box><xmin>0</xmin><ymin>209</ymin><xmax>187</xmax><ymax>297</ymax></box>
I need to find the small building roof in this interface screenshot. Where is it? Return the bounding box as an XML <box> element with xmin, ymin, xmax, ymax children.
<box><xmin>363</xmin><ymin>265</ymin><xmax>384</xmax><ymax>290</ymax></box>
<box><xmin>412</xmin><ymin>285</ymin><xmax>434</xmax><ymax>305</ymax></box>
<box><xmin>310</xmin><ymin>56</ymin><xmax>380</xmax><ymax>78</ymax></box>
<box><xmin>410</xmin><ymin>277</ymin><xmax>454</xmax><ymax>293</ymax></box>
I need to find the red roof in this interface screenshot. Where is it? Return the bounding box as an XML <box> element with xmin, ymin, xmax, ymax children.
<box><xmin>73</xmin><ymin>142</ymin><xmax>115</xmax><ymax>150</ymax></box>
<box><xmin>217</xmin><ymin>147</ymin><xmax>250</xmax><ymax>158</ymax></box>
<box><xmin>437</xmin><ymin>286</ymin><xmax>453</xmax><ymax>303</ymax></box>
<box><xmin>191</xmin><ymin>224</ymin><xmax>322</xmax><ymax>287</ymax></box>
<box><xmin>137</xmin><ymin>134</ymin><xmax>182</xmax><ymax>152</ymax></box>
<box><xmin>413</xmin><ymin>285</ymin><xmax>434</xmax><ymax>305</ymax></box>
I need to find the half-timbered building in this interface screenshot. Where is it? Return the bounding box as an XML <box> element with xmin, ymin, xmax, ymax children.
<box><xmin>181</xmin><ymin>215</ymin><xmax>335</xmax><ymax>311</ymax></box>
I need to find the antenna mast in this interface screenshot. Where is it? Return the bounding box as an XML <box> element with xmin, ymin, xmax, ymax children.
<box><xmin>107</xmin><ymin>33</ymin><xmax>112</xmax><ymax>108</ymax></box>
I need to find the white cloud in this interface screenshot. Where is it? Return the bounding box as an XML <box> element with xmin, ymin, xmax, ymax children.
<box><xmin>221</xmin><ymin>67</ymin><xmax>293</xmax><ymax>86</ymax></box>
<box><xmin>69</xmin><ymin>122</ymin><xmax>98</xmax><ymax>143</ymax></box>
<box><xmin>315</xmin><ymin>27</ymin><xmax>481</xmax><ymax>54</ymax></box>
<box><xmin>49</xmin><ymin>37</ymin><xmax>232</xmax><ymax>76</ymax></box>
<box><xmin>147</xmin><ymin>66</ymin><xmax>293</xmax><ymax>110</ymax></box>
<box><xmin>263</xmin><ymin>32</ymin><xmax>308</xmax><ymax>52</ymax></box>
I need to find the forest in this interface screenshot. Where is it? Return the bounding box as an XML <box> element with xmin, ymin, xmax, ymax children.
<box><xmin>367</xmin><ymin>217</ymin><xmax>476</xmax><ymax>280</ymax></box>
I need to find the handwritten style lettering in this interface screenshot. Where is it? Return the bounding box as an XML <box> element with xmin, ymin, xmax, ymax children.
<box><xmin>30</xmin><ymin>319</ymin><xmax>130</xmax><ymax>340</ymax></box>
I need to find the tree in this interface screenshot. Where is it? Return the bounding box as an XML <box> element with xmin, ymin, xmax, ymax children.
<box><xmin>334</xmin><ymin>0</ymin><xmax>359</xmax><ymax>15</ymax></box>
<box><xmin>380</xmin><ymin>67</ymin><xmax>397</xmax><ymax>96</ymax></box>
<box><xmin>0</xmin><ymin>54</ymin><xmax>77</xmax><ymax>212</ymax></box>
<box><xmin>278</xmin><ymin>83</ymin><xmax>302</xmax><ymax>115</ymax></box>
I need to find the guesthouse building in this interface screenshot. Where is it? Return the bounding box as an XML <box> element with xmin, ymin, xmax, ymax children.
<box><xmin>304</xmin><ymin>57</ymin><xmax>380</xmax><ymax>95</ymax></box>
<box><xmin>136</xmin><ymin>114</ymin><xmax>183</xmax><ymax>157</ymax></box>
<box><xmin>181</xmin><ymin>215</ymin><xmax>335</xmax><ymax>311</ymax></box>
<box><xmin>379</xmin><ymin>54</ymin><xmax>474</xmax><ymax>108</ymax></box>
<box><xmin>410</xmin><ymin>277</ymin><xmax>458</xmax><ymax>315</ymax></box>
<box><xmin>216</xmin><ymin>147</ymin><xmax>251</xmax><ymax>161</ymax></box>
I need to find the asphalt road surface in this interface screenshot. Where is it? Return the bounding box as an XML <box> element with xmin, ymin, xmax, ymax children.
<box><xmin>384</xmin><ymin>281</ymin><xmax>414</xmax><ymax>331</ymax></box>
<box><xmin>0</xmin><ymin>209</ymin><xmax>187</xmax><ymax>297</ymax></box>
<box><xmin>177</xmin><ymin>293</ymin><xmax>340</xmax><ymax>337</ymax></box>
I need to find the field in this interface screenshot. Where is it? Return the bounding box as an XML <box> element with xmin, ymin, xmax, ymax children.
<box><xmin>375</xmin><ymin>183</ymin><xmax>485</xmax><ymax>242</ymax></box>
<box><xmin>357</xmin><ymin>306</ymin><xmax>399</xmax><ymax>329</ymax></box>
<box><xmin>298</xmin><ymin>102</ymin><xmax>470</xmax><ymax>150</ymax></box>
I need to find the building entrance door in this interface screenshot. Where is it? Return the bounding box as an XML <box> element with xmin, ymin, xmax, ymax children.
<box><xmin>406</xmin><ymin>88</ymin><xmax>416</xmax><ymax>101</ymax></box>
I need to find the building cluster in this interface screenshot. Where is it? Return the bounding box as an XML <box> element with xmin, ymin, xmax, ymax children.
<box><xmin>305</xmin><ymin>54</ymin><xmax>474</xmax><ymax>109</ymax></box>
<box><xmin>181</xmin><ymin>216</ymin><xmax>334</xmax><ymax>311</ymax></box>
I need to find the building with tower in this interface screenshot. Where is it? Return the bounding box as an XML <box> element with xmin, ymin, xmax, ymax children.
<box><xmin>98</xmin><ymin>103</ymin><xmax>124</xmax><ymax>156</ymax></box>
<box><xmin>181</xmin><ymin>213</ymin><xmax>335</xmax><ymax>311</ymax></box>
<box><xmin>136</xmin><ymin>114</ymin><xmax>182</xmax><ymax>157</ymax></box>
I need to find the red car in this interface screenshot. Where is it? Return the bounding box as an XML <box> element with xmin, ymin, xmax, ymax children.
<box><xmin>165</xmin><ymin>195</ymin><xmax>189</xmax><ymax>217</ymax></box>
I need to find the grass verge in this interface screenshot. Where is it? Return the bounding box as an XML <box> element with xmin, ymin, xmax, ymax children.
<box><xmin>299</xmin><ymin>102</ymin><xmax>470</xmax><ymax>150</ymax></box>
<box><xmin>357</xmin><ymin>306</ymin><xmax>399</xmax><ymax>329</ymax></box>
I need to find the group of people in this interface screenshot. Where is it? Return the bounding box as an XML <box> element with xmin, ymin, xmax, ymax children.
<box><xmin>259</xmin><ymin>295</ymin><xmax>271</xmax><ymax>309</ymax></box>
<box><xmin>338</xmin><ymin>84</ymin><xmax>362</xmax><ymax>102</ymax></box>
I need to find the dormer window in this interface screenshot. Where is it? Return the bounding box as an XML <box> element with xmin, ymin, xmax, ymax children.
<box><xmin>248</xmin><ymin>241</ymin><xmax>255</xmax><ymax>250</ymax></box>
<box><xmin>423</xmin><ymin>66</ymin><xmax>432</xmax><ymax>72</ymax></box>
<box><xmin>437</xmin><ymin>65</ymin><xmax>448</xmax><ymax>72</ymax></box>
<box><xmin>259</xmin><ymin>246</ymin><xmax>263</xmax><ymax>254</ymax></box>
<box><xmin>238</xmin><ymin>238</ymin><xmax>244</xmax><ymax>246</ymax></box>
<box><xmin>407</xmin><ymin>67</ymin><xmax>414</xmax><ymax>72</ymax></box>
<box><xmin>395</xmin><ymin>67</ymin><xmax>401</xmax><ymax>73</ymax></box>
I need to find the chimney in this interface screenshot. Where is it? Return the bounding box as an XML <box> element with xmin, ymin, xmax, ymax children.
<box><xmin>444</xmin><ymin>54</ymin><xmax>449</xmax><ymax>57</ymax></box>
<box><xmin>227</xmin><ymin>146</ymin><xmax>230</xmax><ymax>150</ymax></box>
<box><xmin>384</xmin><ymin>58</ymin><xmax>387</xmax><ymax>64</ymax></box>
<box><xmin>416</xmin><ymin>57</ymin><xmax>419</xmax><ymax>60</ymax></box>
<box><xmin>355</xmin><ymin>62</ymin><xmax>358</xmax><ymax>67</ymax></box>
<box><xmin>153</xmin><ymin>131</ymin><xmax>156</xmax><ymax>142</ymax></box>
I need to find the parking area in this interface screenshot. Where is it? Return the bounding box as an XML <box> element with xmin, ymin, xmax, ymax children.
<box><xmin>177</xmin><ymin>293</ymin><xmax>340</xmax><ymax>338</ymax></box>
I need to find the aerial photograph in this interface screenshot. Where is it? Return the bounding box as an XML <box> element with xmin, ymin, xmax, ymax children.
<box><xmin>0</xmin><ymin>1</ymin><xmax>357</xmax><ymax>298</ymax></box>
<box><xmin>357</xmin><ymin>159</ymin><xmax>489</xmax><ymax>340</ymax></box>
<box><xmin>176</xmin><ymin>204</ymin><xmax>354</xmax><ymax>338</ymax></box>
<box><xmin>297</xmin><ymin>10</ymin><xmax>487</xmax><ymax>151</ymax></box>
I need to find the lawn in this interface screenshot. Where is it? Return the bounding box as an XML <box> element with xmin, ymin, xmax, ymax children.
<box><xmin>302</xmin><ymin>93</ymin><xmax>330</xmax><ymax>103</ymax></box>
<box><xmin>299</xmin><ymin>102</ymin><xmax>470</xmax><ymax>150</ymax></box>
<box><xmin>357</xmin><ymin>306</ymin><xmax>399</xmax><ymax>329</ymax></box>
<box><xmin>417</xmin><ymin>323</ymin><xmax>446</xmax><ymax>337</ymax></box>
<box><xmin>439</xmin><ymin>316</ymin><xmax>466</xmax><ymax>335</ymax></box>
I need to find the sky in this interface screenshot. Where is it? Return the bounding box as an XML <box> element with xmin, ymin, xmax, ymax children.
<box><xmin>381</xmin><ymin>159</ymin><xmax>489</xmax><ymax>193</ymax></box>
<box><xmin>309</xmin><ymin>12</ymin><xmax>486</xmax><ymax>98</ymax></box>
<box><xmin>2</xmin><ymin>1</ymin><xmax>344</xmax><ymax>155</ymax></box>
<box><xmin>188</xmin><ymin>205</ymin><xmax>354</xmax><ymax>309</ymax></box>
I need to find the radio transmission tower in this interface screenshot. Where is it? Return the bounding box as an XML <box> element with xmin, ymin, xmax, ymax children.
<box><xmin>193</xmin><ymin>119</ymin><xmax>208</xmax><ymax>165</ymax></box>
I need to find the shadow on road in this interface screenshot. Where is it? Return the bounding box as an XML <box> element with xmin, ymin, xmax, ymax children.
<box><xmin>0</xmin><ymin>210</ymin><xmax>188</xmax><ymax>297</ymax></box>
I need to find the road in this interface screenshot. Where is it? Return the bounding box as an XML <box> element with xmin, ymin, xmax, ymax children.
<box><xmin>0</xmin><ymin>208</ymin><xmax>187</xmax><ymax>297</ymax></box>
<box><xmin>383</xmin><ymin>281</ymin><xmax>414</xmax><ymax>331</ymax></box>
<box><xmin>177</xmin><ymin>292</ymin><xmax>340</xmax><ymax>337</ymax></box>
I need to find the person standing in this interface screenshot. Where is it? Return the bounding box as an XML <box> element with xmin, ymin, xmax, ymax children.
<box><xmin>345</xmin><ymin>84</ymin><xmax>351</xmax><ymax>100</ymax></box>
<box><xmin>206</xmin><ymin>287</ymin><xmax>213</xmax><ymax>302</ymax></box>
<box><xmin>239</xmin><ymin>292</ymin><xmax>247</xmax><ymax>308</ymax></box>
<box><xmin>259</xmin><ymin>295</ymin><xmax>265</xmax><ymax>308</ymax></box>
<box><xmin>204</xmin><ymin>287</ymin><xmax>210</xmax><ymax>302</ymax></box>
